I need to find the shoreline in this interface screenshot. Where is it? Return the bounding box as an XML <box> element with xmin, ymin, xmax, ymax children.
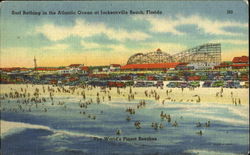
<box><xmin>0</xmin><ymin>84</ymin><xmax>248</xmax><ymax>105</ymax></box>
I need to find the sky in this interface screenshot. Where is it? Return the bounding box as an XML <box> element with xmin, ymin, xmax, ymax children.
<box><xmin>0</xmin><ymin>1</ymin><xmax>248</xmax><ymax>67</ymax></box>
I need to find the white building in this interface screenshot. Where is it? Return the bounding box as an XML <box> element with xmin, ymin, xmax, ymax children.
<box><xmin>187</xmin><ymin>62</ymin><xmax>218</xmax><ymax>70</ymax></box>
<box><xmin>109</xmin><ymin>64</ymin><xmax>121</xmax><ymax>72</ymax></box>
<box><xmin>58</xmin><ymin>64</ymin><xmax>86</xmax><ymax>74</ymax></box>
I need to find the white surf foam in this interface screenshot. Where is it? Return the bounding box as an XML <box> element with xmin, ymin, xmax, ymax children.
<box><xmin>183</xmin><ymin>113</ymin><xmax>248</xmax><ymax>125</ymax></box>
<box><xmin>149</xmin><ymin>102</ymin><xmax>249</xmax><ymax>120</ymax></box>
<box><xmin>227</xmin><ymin>107</ymin><xmax>249</xmax><ymax>119</ymax></box>
<box><xmin>1</xmin><ymin>120</ymin><xmax>52</xmax><ymax>138</ymax></box>
<box><xmin>185</xmin><ymin>149</ymin><xmax>245</xmax><ymax>155</ymax></box>
<box><xmin>1</xmin><ymin>120</ymin><xmax>103</xmax><ymax>139</ymax></box>
<box><xmin>51</xmin><ymin>129</ymin><xmax>103</xmax><ymax>139</ymax></box>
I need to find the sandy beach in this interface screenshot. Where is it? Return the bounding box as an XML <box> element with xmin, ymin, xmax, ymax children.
<box><xmin>0</xmin><ymin>84</ymin><xmax>248</xmax><ymax>105</ymax></box>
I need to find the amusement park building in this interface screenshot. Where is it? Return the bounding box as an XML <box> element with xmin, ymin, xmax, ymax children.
<box><xmin>123</xmin><ymin>43</ymin><xmax>221</xmax><ymax>70</ymax></box>
<box><xmin>121</xmin><ymin>62</ymin><xmax>186</xmax><ymax>70</ymax></box>
<box><xmin>126</xmin><ymin>43</ymin><xmax>221</xmax><ymax>66</ymax></box>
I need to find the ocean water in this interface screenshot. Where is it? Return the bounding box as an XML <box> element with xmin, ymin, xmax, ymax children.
<box><xmin>1</xmin><ymin>94</ymin><xmax>249</xmax><ymax>155</ymax></box>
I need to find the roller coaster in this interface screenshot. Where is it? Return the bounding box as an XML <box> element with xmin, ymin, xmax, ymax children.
<box><xmin>127</xmin><ymin>43</ymin><xmax>221</xmax><ymax>64</ymax></box>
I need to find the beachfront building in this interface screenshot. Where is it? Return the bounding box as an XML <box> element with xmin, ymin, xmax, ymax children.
<box><xmin>109</xmin><ymin>64</ymin><xmax>121</xmax><ymax>72</ymax></box>
<box><xmin>231</xmin><ymin>56</ymin><xmax>249</xmax><ymax>69</ymax></box>
<box><xmin>58</xmin><ymin>69</ymin><xmax>71</xmax><ymax>74</ymax></box>
<box><xmin>68</xmin><ymin>64</ymin><xmax>84</xmax><ymax>74</ymax></box>
<box><xmin>0</xmin><ymin>67</ymin><xmax>32</xmax><ymax>74</ymax></box>
<box><xmin>121</xmin><ymin>63</ymin><xmax>186</xmax><ymax>71</ymax></box>
<box><xmin>80</xmin><ymin>66</ymin><xmax>89</xmax><ymax>74</ymax></box>
<box><xmin>92</xmin><ymin>68</ymin><xmax>100</xmax><ymax>73</ymax></box>
<box><xmin>35</xmin><ymin>67</ymin><xmax>63</xmax><ymax>74</ymax></box>
<box><xmin>214</xmin><ymin>56</ymin><xmax>249</xmax><ymax>70</ymax></box>
<box><xmin>68</xmin><ymin>64</ymin><xmax>84</xmax><ymax>68</ymax></box>
<box><xmin>187</xmin><ymin>62</ymin><xmax>218</xmax><ymax>70</ymax></box>
<box><xmin>102</xmin><ymin>67</ymin><xmax>110</xmax><ymax>72</ymax></box>
<box><xmin>58</xmin><ymin>66</ymin><xmax>89</xmax><ymax>75</ymax></box>
<box><xmin>58</xmin><ymin>68</ymin><xmax>80</xmax><ymax>74</ymax></box>
<box><xmin>214</xmin><ymin>61</ymin><xmax>233</xmax><ymax>70</ymax></box>
<box><xmin>58</xmin><ymin>64</ymin><xmax>88</xmax><ymax>75</ymax></box>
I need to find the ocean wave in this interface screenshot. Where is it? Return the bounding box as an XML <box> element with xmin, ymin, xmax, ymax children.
<box><xmin>148</xmin><ymin>102</ymin><xmax>249</xmax><ymax>120</ymax></box>
<box><xmin>51</xmin><ymin>146</ymin><xmax>87</xmax><ymax>154</ymax></box>
<box><xmin>103</xmin><ymin>101</ymin><xmax>134</xmax><ymax>108</ymax></box>
<box><xmin>228</xmin><ymin>107</ymin><xmax>249</xmax><ymax>119</ymax></box>
<box><xmin>1</xmin><ymin>120</ymin><xmax>103</xmax><ymax>140</ymax></box>
<box><xmin>182</xmin><ymin>113</ymin><xmax>248</xmax><ymax>125</ymax></box>
<box><xmin>51</xmin><ymin>129</ymin><xmax>103</xmax><ymax>139</ymax></box>
<box><xmin>1</xmin><ymin>120</ymin><xmax>52</xmax><ymax>138</ymax></box>
<box><xmin>185</xmin><ymin>149</ymin><xmax>245</xmax><ymax>155</ymax></box>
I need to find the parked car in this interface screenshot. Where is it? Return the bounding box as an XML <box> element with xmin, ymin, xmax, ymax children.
<box><xmin>189</xmin><ymin>81</ymin><xmax>200</xmax><ymax>88</ymax></box>
<box><xmin>225</xmin><ymin>81</ymin><xmax>242</xmax><ymax>88</ymax></box>
<box><xmin>202</xmin><ymin>81</ymin><xmax>212</xmax><ymax>87</ymax></box>
<box><xmin>124</xmin><ymin>81</ymin><xmax>134</xmax><ymax>86</ymax></box>
<box><xmin>166</xmin><ymin>82</ymin><xmax>179</xmax><ymax>88</ymax></box>
<box><xmin>178</xmin><ymin>82</ymin><xmax>189</xmax><ymax>88</ymax></box>
<box><xmin>134</xmin><ymin>82</ymin><xmax>146</xmax><ymax>87</ymax></box>
<box><xmin>155</xmin><ymin>81</ymin><xmax>164</xmax><ymax>87</ymax></box>
<box><xmin>108</xmin><ymin>81</ymin><xmax>126</xmax><ymax>87</ymax></box>
<box><xmin>212</xmin><ymin>81</ymin><xmax>226</xmax><ymax>87</ymax></box>
<box><xmin>145</xmin><ymin>82</ymin><xmax>155</xmax><ymax>87</ymax></box>
<box><xmin>87</xmin><ymin>81</ymin><xmax>107</xmax><ymax>87</ymax></box>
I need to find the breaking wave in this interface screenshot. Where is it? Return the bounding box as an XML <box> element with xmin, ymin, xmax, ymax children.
<box><xmin>185</xmin><ymin>149</ymin><xmax>245</xmax><ymax>155</ymax></box>
<box><xmin>1</xmin><ymin>120</ymin><xmax>51</xmax><ymax>138</ymax></box>
<box><xmin>1</xmin><ymin>120</ymin><xmax>103</xmax><ymax>140</ymax></box>
<box><xmin>182</xmin><ymin>113</ymin><xmax>248</xmax><ymax>125</ymax></box>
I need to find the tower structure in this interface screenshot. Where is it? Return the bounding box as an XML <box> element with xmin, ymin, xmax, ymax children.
<box><xmin>34</xmin><ymin>56</ymin><xmax>37</xmax><ymax>70</ymax></box>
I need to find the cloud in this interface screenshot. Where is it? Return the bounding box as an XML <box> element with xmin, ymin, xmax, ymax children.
<box><xmin>81</xmin><ymin>40</ymin><xmax>131</xmax><ymax>53</ymax></box>
<box><xmin>135</xmin><ymin>16</ymin><xmax>185</xmax><ymax>35</ymax></box>
<box><xmin>71</xmin><ymin>43</ymin><xmax>131</xmax><ymax>65</ymax></box>
<box><xmin>80</xmin><ymin>39</ymin><xmax>186</xmax><ymax>56</ymax></box>
<box><xmin>135</xmin><ymin>15</ymin><xmax>247</xmax><ymax>36</ymax></box>
<box><xmin>80</xmin><ymin>40</ymin><xmax>130</xmax><ymax>53</ymax></box>
<box><xmin>36</xmin><ymin>19</ymin><xmax>150</xmax><ymax>42</ymax></box>
<box><xmin>146</xmin><ymin>42</ymin><xmax>187</xmax><ymax>53</ymax></box>
<box><xmin>209</xmin><ymin>39</ymin><xmax>248</xmax><ymax>45</ymax></box>
<box><xmin>132</xmin><ymin>42</ymin><xmax>187</xmax><ymax>54</ymax></box>
<box><xmin>42</xmin><ymin>44</ymin><xmax>70</xmax><ymax>51</ymax></box>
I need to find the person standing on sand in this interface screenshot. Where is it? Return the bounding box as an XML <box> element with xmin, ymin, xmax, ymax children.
<box><xmin>216</xmin><ymin>92</ymin><xmax>219</xmax><ymax>97</ymax></box>
<box><xmin>220</xmin><ymin>87</ymin><xmax>223</xmax><ymax>94</ymax></box>
<box><xmin>234</xmin><ymin>98</ymin><xmax>237</xmax><ymax>106</ymax></box>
